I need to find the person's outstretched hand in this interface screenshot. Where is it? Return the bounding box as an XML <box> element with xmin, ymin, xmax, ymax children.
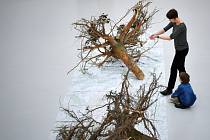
<box><xmin>149</xmin><ymin>34</ymin><xmax>158</xmax><ymax>40</ymax></box>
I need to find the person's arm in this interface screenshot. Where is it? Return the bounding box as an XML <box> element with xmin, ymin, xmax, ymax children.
<box><xmin>155</xmin><ymin>22</ymin><xmax>173</xmax><ymax>35</ymax></box>
<box><xmin>150</xmin><ymin>22</ymin><xmax>173</xmax><ymax>39</ymax></box>
<box><xmin>153</xmin><ymin>29</ymin><xmax>165</xmax><ymax>35</ymax></box>
<box><xmin>150</xmin><ymin>34</ymin><xmax>171</xmax><ymax>40</ymax></box>
<box><xmin>154</xmin><ymin>25</ymin><xmax>184</xmax><ymax>40</ymax></box>
<box><xmin>163</xmin><ymin>22</ymin><xmax>173</xmax><ymax>32</ymax></box>
<box><xmin>171</xmin><ymin>85</ymin><xmax>183</xmax><ymax>98</ymax></box>
<box><xmin>158</xmin><ymin>34</ymin><xmax>172</xmax><ymax>40</ymax></box>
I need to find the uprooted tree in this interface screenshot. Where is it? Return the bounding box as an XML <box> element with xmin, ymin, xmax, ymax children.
<box><xmin>55</xmin><ymin>71</ymin><xmax>162</xmax><ymax>140</ymax></box>
<box><xmin>56</xmin><ymin>1</ymin><xmax>163</xmax><ymax>139</ymax></box>
<box><xmin>67</xmin><ymin>0</ymin><xmax>158</xmax><ymax>80</ymax></box>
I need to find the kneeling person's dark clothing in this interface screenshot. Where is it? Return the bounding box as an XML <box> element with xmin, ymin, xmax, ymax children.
<box><xmin>171</xmin><ymin>83</ymin><xmax>196</xmax><ymax>109</ymax></box>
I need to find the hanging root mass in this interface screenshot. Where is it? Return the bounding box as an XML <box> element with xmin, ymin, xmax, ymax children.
<box><xmin>55</xmin><ymin>71</ymin><xmax>162</xmax><ymax>140</ymax></box>
<box><xmin>67</xmin><ymin>0</ymin><xmax>158</xmax><ymax>80</ymax></box>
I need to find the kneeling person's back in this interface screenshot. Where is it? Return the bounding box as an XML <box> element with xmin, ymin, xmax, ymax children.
<box><xmin>172</xmin><ymin>83</ymin><xmax>196</xmax><ymax>107</ymax></box>
<box><xmin>171</xmin><ymin>72</ymin><xmax>197</xmax><ymax>108</ymax></box>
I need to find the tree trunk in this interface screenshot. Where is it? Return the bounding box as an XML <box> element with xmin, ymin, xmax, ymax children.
<box><xmin>111</xmin><ymin>43</ymin><xmax>144</xmax><ymax>80</ymax></box>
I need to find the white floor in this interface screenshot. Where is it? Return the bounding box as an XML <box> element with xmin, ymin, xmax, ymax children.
<box><xmin>0</xmin><ymin>0</ymin><xmax>210</xmax><ymax>140</ymax></box>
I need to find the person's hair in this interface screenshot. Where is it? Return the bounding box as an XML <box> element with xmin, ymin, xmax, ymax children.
<box><xmin>166</xmin><ymin>9</ymin><xmax>178</xmax><ymax>19</ymax></box>
<box><xmin>179</xmin><ymin>72</ymin><xmax>190</xmax><ymax>84</ymax></box>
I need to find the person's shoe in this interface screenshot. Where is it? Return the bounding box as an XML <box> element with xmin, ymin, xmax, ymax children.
<box><xmin>175</xmin><ymin>104</ymin><xmax>189</xmax><ymax>109</ymax></box>
<box><xmin>160</xmin><ymin>89</ymin><xmax>172</xmax><ymax>96</ymax></box>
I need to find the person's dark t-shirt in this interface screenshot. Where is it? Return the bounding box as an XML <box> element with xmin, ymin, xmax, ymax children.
<box><xmin>163</xmin><ymin>22</ymin><xmax>189</xmax><ymax>51</ymax></box>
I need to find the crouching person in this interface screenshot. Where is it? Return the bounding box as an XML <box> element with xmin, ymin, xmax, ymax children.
<box><xmin>170</xmin><ymin>72</ymin><xmax>197</xmax><ymax>109</ymax></box>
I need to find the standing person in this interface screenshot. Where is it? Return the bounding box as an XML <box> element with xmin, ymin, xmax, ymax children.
<box><xmin>150</xmin><ymin>9</ymin><xmax>189</xmax><ymax>95</ymax></box>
